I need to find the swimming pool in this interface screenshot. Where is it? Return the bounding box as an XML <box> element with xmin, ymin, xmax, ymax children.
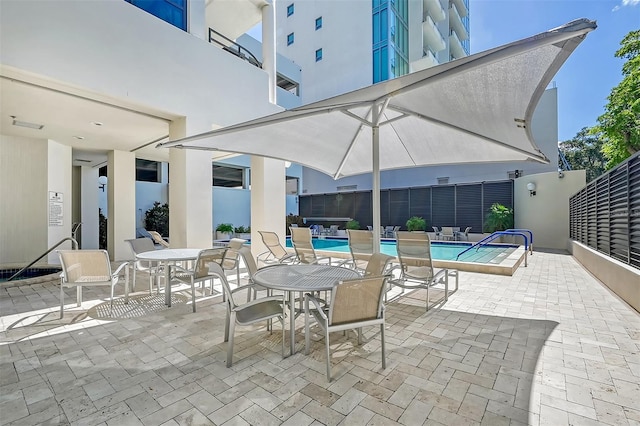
<box><xmin>285</xmin><ymin>237</ymin><xmax>526</xmax><ymax>275</ymax></box>
<box><xmin>0</xmin><ymin>267</ymin><xmax>62</xmax><ymax>283</ymax></box>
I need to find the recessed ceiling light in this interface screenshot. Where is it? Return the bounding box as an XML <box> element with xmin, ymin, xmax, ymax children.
<box><xmin>91</xmin><ymin>121</ymin><xmax>103</xmax><ymax>126</ymax></box>
<box><xmin>73</xmin><ymin>136</ymin><xmax>85</xmax><ymax>140</ymax></box>
<box><xmin>10</xmin><ymin>116</ymin><xmax>44</xmax><ymax>130</ymax></box>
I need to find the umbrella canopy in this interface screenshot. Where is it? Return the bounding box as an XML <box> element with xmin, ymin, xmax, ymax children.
<box><xmin>158</xmin><ymin>18</ymin><xmax>596</xmax><ymax>250</ymax></box>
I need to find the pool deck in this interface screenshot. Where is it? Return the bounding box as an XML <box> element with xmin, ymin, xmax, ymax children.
<box><xmin>1</xmin><ymin>251</ymin><xmax>639</xmax><ymax>425</ymax></box>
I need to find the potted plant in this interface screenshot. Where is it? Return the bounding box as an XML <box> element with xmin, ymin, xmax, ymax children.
<box><xmin>215</xmin><ymin>223</ymin><xmax>234</xmax><ymax>240</ymax></box>
<box><xmin>144</xmin><ymin>202</ymin><xmax>169</xmax><ymax>238</ymax></box>
<box><xmin>406</xmin><ymin>216</ymin><xmax>426</xmax><ymax>232</ymax></box>
<box><xmin>234</xmin><ymin>225</ymin><xmax>251</xmax><ymax>240</ymax></box>
<box><xmin>346</xmin><ymin>219</ymin><xmax>360</xmax><ymax>230</ymax></box>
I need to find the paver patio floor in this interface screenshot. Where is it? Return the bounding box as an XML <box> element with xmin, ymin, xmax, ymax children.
<box><xmin>1</xmin><ymin>251</ymin><xmax>638</xmax><ymax>425</ymax></box>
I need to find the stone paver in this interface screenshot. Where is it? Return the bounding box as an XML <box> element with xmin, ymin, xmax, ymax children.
<box><xmin>1</xmin><ymin>251</ymin><xmax>638</xmax><ymax>425</ymax></box>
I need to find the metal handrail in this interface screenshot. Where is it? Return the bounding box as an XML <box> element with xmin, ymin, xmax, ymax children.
<box><xmin>505</xmin><ymin>229</ymin><xmax>534</xmax><ymax>253</ymax></box>
<box><xmin>456</xmin><ymin>231</ymin><xmax>529</xmax><ymax>266</ymax></box>
<box><xmin>208</xmin><ymin>28</ymin><xmax>261</xmax><ymax>68</ymax></box>
<box><xmin>8</xmin><ymin>237</ymin><xmax>78</xmax><ymax>281</ymax></box>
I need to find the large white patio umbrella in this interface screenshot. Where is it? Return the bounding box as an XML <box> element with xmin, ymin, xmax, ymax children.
<box><xmin>158</xmin><ymin>19</ymin><xmax>596</xmax><ymax>250</ymax></box>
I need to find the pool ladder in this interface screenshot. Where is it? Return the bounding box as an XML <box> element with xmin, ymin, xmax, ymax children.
<box><xmin>456</xmin><ymin>229</ymin><xmax>533</xmax><ymax>267</ymax></box>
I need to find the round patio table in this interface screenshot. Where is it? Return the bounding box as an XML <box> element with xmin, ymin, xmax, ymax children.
<box><xmin>252</xmin><ymin>264</ymin><xmax>360</xmax><ymax>355</ymax></box>
<box><xmin>136</xmin><ymin>248</ymin><xmax>204</xmax><ymax>307</ymax></box>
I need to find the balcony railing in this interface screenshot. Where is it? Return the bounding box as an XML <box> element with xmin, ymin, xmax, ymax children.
<box><xmin>423</xmin><ymin>0</ymin><xmax>445</xmax><ymax>22</ymax></box>
<box><xmin>449</xmin><ymin>30</ymin><xmax>466</xmax><ymax>59</ymax></box>
<box><xmin>208</xmin><ymin>28</ymin><xmax>261</xmax><ymax>68</ymax></box>
<box><xmin>422</xmin><ymin>14</ymin><xmax>446</xmax><ymax>53</ymax></box>
<box><xmin>449</xmin><ymin>3</ymin><xmax>469</xmax><ymax>41</ymax></box>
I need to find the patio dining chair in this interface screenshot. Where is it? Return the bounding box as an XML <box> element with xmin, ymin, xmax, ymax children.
<box><xmin>457</xmin><ymin>227</ymin><xmax>472</xmax><ymax>241</ymax></box>
<box><xmin>290</xmin><ymin>227</ymin><xmax>331</xmax><ymax>265</ymax></box>
<box><xmin>389</xmin><ymin>231</ymin><xmax>457</xmax><ymax>311</ymax></box>
<box><xmin>208</xmin><ymin>262</ymin><xmax>285</xmax><ymax>367</ymax></box>
<box><xmin>221</xmin><ymin>238</ymin><xmax>247</xmax><ymax>285</ymax></box>
<box><xmin>125</xmin><ymin>237</ymin><xmax>163</xmax><ymax>294</ymax></box>
<box><xmin>432</xmin><ymin>226</ymin><xmax>441</xmax><ymax>240</ymax></box>
<box><xmin>440</xmin><ymin>227</ymin><xmax>455</xmax><ymax>241</ymax></box>
<box><xmin>256</xmin><ymin>231</ymin><xmax>296</xmax><ymax>266</ymax></box>
<box><xmin>169</xmin><ymin>248</ymin><xmax>226</xmax><ymax>312</ymax></box>
<box><xmin>57</xmin><ymin>249</ymin><xmax>129</xmax><ymax>318</ymax></box>
<box><xmin>304</xmin><ymin>275</ymin><xmax>387</xmax><ymax>381</ymax></box>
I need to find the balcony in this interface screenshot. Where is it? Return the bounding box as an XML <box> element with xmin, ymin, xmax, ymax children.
<box><xmin>450</xmin><ymin>0</ymin><xmax>468</xmax><ymax>18</ymax></box>
<box><xmin>411</xmin><ymin>48</ymin><xmax>439</xmax><ymax>72</ymax></box>
<box><xmin>449</xmin><ymin>29</ymin><xmax>466</xmax><ymax>59</ymax></box>
<box><xmin>423</xmin><ymin>0</ymin><xmax>445</xmax><ymax>22</ymax></box>
<box><xmin>449</xmin><ymin>3</ymin><xmax>469</xmax><ymax>41</ymax></box>
<box><xmin>422</xmin><ymin>14</ymin><xmax>446</xmax><ymax>53</ymax></box>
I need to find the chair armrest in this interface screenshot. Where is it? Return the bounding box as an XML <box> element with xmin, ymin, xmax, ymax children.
<box><xmin>433</xmin><ymin>268</ymin><xmax>449</xmax><ymax>283</ymax></box>
<box><xmin>305</xmin><ymin>293</ymin><xmax>327</xmax><ymax>320</ymax></box>
<box><xmin>112</xmin><ymin>262</ymin><xmax>130</xmax><ymax>276</ymax></box>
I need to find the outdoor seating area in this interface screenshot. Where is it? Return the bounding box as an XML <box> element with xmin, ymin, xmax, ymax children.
<box><xmin>1</xmin><ymin>248</ymin><xmax>638</xmax><ymax>425</ymax></box>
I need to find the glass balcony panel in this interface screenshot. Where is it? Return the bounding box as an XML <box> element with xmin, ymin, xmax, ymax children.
<box><xmin>422</xmin><ymin>14</ymin><xmax>446</xmax><ymax>53</ymax></box>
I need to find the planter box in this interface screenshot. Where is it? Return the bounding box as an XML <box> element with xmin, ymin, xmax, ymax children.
<box><xmin>235</xmin><ymin>233</ymin><xmax>251</xmax><ymax>240</ymax></box>
<box><xmin>216</xmin><ymin>231</ymin><xmax>232</xmax><ymax>240</ymax></box>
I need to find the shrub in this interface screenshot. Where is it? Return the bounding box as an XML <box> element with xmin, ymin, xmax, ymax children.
<box><xmin>286</xmin><ymin>214</ymin><xmax>305</xmax><ymax>234</ymax></box>
<box><xmin>99</xmin><ymin>208</ymin><xmax>107</xmax><ymax>250</ymax></box>
<box><xmin>484</xmin><ymin>203</ymin><xmax>514</xmax><ymax>232</ymax></box>
<box><xmin>144</xmin><ymin>202</ymin><xmax>169</xmax><ymax>237</ymax></box>
<box><xmin>406</xmin><ymin>216</ymin><xmax>427</xmax><ymax>231</ymax></box>
<box><xmin>346</xmin><ymin>219</ymin><xmax>360</xmax><ymax>230</ymax></box>
<box><xmin>216</xmin><ymin>223</ymin><xmax>234</xmax><ymax>234</ymax></box>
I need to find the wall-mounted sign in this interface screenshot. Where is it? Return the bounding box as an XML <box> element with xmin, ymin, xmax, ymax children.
<box><xmin>49</xmin><ymin>191</ymin><xmax>63</xmax><ymax>227</ymax></box>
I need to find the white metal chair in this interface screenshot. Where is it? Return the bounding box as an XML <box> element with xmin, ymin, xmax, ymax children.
<box><xmin>389</xmin><ymin>231</ymin><xmax>457</xmax><ymax>311</ymax></box>
<box><xmin>57</xmin><ymin>249</ymin><xmax>129</xmax><ymax>318</ymax></box>
<box><xmin>208</xmin><ymin>262</ymin><xmax>285</xmax><ymax>367</ymax></box>
<box><xmin>125</xmin><ymin>237</ymin><xmax>163</xmax><ymax>294</ymax></box>
<box><xmin>363</xmin><ymin>252</ymin><xmax>395</xmax><ymax>277</ymax></box>
<box><xmin>457</xmin><ymin>227</ymin><xmax>472</xmax><ymax>241</ymax></box>
<box><xmin>440</xmin><ymin>227</ymin><xmax>455</xmax><ymax>241</ymax></box>
<box><xmin>290</xmin><ymin>227</ymin><xmax>331</xmax><ymax>265</ymax></box>
<box><xmin>432</xmin><ymin>226</ymin><xmax>441</xmax><ymax>240</ymax></box>
<box><xmin>170</xmin><ymin>248</ymin><xmax>226</xmax><ymax>312</ymax></box>
<box><xmin>305</xmin><ymin>275</ymin><xmax>387</xmax><ymax>381</ymax></box>
<box><xmin>221</xmin><ymin>238</ymin><xmax>247</xmax><ymax>285</ymax></box>
<box><xmin>256</xmin><ymin>231</ymin><xmax>296</xmax><ymax>266</ymax></box>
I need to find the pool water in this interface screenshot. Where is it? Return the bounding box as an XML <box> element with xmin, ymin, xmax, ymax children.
<box><xmin>285</xmin><ymin>237</ymin><xmax>517</xmax><ymax>263</ymax></box>
<box><xmin>0</xmin><ymin>267</ymin><xmax>61</xmax><ymax>283</ymax></box>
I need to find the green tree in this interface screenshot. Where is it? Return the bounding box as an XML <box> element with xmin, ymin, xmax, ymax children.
<box><xmin>594</xmin><ymin>30</ymin><xmax>640</xmax><ymax>168</ymax></box>
<box><xmin>483</xmin><ymin>203</ymin><xmax>514</xmax><ymax>233</ymax></box>
<box><xmin>144</xmin><ymin>202</ymin><xmax>169</xmax><ymax>237</ymax></box>
<box><xmin>558</xmin><ymin>127</ymin><xmax>607</xmax><ymax>182</ymax></box>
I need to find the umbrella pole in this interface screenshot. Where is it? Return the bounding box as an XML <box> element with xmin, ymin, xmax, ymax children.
<box><xmin>372</xmin><ymin>107</ymin><xmax>381</xmax><ymax>254</ymax></box>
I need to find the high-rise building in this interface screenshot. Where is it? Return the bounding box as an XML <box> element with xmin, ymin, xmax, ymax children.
<box><xmin>277</xmin><ymin>0</ymin><xmax>470</xmax><ymax>104</ymax></box>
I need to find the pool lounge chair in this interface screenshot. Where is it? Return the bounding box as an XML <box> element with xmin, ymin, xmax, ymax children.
<box><xmin>440</xmin><ymin>227</ymin><xmax>455</xmax><ymax>241</ymax></box>
<box><xmin>290</xmin><ymin>227</ymin><xmax>331</xmax><ymax>265</ymax></box>
<box><xmin>389</xmin><ymin>231</ymin><xmax>457</xmax><ymax>311</ymax></box>
<box><xmin>257</xmin><ymin>231</ymin><xmax>296</xmax><ymax>266</ymax></box>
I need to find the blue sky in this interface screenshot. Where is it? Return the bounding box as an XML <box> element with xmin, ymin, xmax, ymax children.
<box><xmin>470</xmin><ymin>0</ymin><xmax>639</xmax><ymax>141</ymax></box>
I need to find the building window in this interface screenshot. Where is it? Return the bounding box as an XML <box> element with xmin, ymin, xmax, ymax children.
<box><xmin>213</xmin><ymin>164</ymin><xmax>246</xmax><ymax>188</ymax></box>
<box><xmin>315</xmin><ymin>48</ymin><xmax>323</xmax><ymax>62</ymax></box>
<box><xmin>315</xmin><ymin>16</ymin><xmax>322</xmax><ymax>30</ymax></box>
<box><xmin>287</xmin><ymin>32</ymin><xmax>294</xmax><ymax>45</ymax></box>
<box><xmin>287</xmin><ymin>3</ymin><xmax>294</xmax><ymax>16</ymax></box>
<box><xmin>125</xmin><ymin>0</ymin><xmax>187</xmax><ymax>31</ymax></box>
<box><xmin>136</xmin><ymin>159</ymin><xmax>161</xmax><ymax>182</ymax></box>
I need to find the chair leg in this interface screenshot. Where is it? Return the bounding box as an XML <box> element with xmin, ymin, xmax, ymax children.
<box><xmin>110</xmin><ymin>284</ymin><xmax>115</xmax><ymax>316</ymax></box>
<box><xmin>325</xmin><ymin>329</ymin><xmax>332</xmax><ymax>382</ymax></box>
<box><xmin>227</xmin><ymin>314</ymin><xmax>236</xmax><ymax>367</ymax></box>
<box><xmin>357</xmin><ymin>328</ymin><xmax>363</xmax><ymax>345</ymax></box>
<box><xmin>60</xmin><ymin>282</ymin><xmax>64</xmax><ymax>319</ymax></box>
<box><xmin>76</xmin><ymin>286</ymin><xmax>82</xmax><ymax>307</ymax></box>
<box><xmin>224</xmin><ymin>305</ymin><xmax>231</xmax><ymax>342</ymax></box>
<box><xmin>304</xmin><ymin>298</ymin><xmax>310</xmax><ymax>355</ymax></box>
<box><xmin>191</xmin><ymin>279</ymin><xmax>196</xmax><ymax>313</ymax></box>
<box><xmin>380</xmin><ymin>323</ymin><xmax>386</xmax><ymax>369</ymax></box>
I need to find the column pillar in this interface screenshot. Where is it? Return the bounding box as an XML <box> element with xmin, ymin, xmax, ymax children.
<box><xmin>262</xmin><ymin>0</ymin><xmax>277</xmax><ymax>103</ymax></box>
<box><xmin>169</xmin><ymin>117</ymin><xmax>213</xmax><ymax>249</ymax></box>
<box><xmin>251</xmin><ymin>157</ymin><xmax>286</xmax><ymax>258</ymax></box>
<box><xmin>107</xmin><ymin>150</ymin><xmax>136</xmax><ymax>261</ymax></box>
